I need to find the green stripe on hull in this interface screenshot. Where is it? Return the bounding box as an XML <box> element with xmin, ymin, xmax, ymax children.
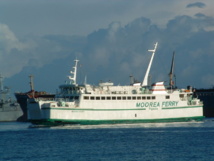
<box><xmin>29</xmin><ymin>116</ymin><xmax>205</xmax><ymax>126</ymax></box>
<box><xmin>162</xmin><ymin>106</ymin><xmax>202</xmax><ymax>110</ymax></box>
<box><xmin>42</xmin><ymin>107</ymin><xmax>147</xmax><ymax>111</ymax></box>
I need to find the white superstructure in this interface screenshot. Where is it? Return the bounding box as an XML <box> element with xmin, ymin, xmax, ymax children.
<box><xmin>27</xmin><ymin>43</ymin><xmax>204</xmax><ymax>125</ymax></box>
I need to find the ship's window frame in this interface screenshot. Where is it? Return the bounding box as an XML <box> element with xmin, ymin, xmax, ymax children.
<box><xmin>112</xmin><ymin>96</ymin><xmax>116</xmax><ymax>100</ymax></box>
<box><xmin>90</xmin><ymin>96</ymin><xmax>95</xmax><ymax>100</ymax></box>
<box><xmin>166</xmin><ymin>95</ymin><xmax>170</xmax><ymax>99</ymax></box>
<box><xmin>70</xmin><ymin>96</ymin><xmax>74</xmax><ymax>100</ymax></box>
<box><xmin>132</xmin><ymin>96</ymin><xmax>136</xmax><ymax>100</ymax></box>
<box><xmin>137</xmin><ymin>96</ymin><xmax>141</xmax><ymax>100</ymax></box>
<box><xmin>107</xmin><ymin>97</ymin><xmax>111</xmax><ymax>100</ymax></box>
<box><xmin>84</xmin><ymin>96</ymin><xmax>89</xmax><ymax>100</ymax></box>
<box><xmin>122</xmin><ymin>97</ymin><xmax>126</xmax><ymax>100</ymax></box>
<box><xmin>117</xmin><ymin>97</ymin><xmax>121</xmax><ymax>100</ymax></box>
<box><xmin>127</xmin><ymin>96</ymin><xmax>131</xmax><ymax>100</ymax></box>
<box><xmin>142</xmin><ymin>96</ymin><xmax>146</xmax><ymax>100</ymax></box>
<box><xmin>147</xmin><ymin>96</ymin><xmax>151</xmax><ymax>100</ymax></box>
<box><xmin>179</xmin><ymin>94</ymin><xmax>184</xmax><ymax>98</ymax></box>
<box><xmin>152</xmin><ymin>96</ymin><xmax>156</xmax><ymax>100</ymax></box>
<box><xmin>96</xmin><ymin>97</ymin><xmax>100</xmax><ymax>100</ymax></box>
<box><xmin>101</xmin><ymin>97</ymin><xmax>105</xmax><ymax>100</ymax></box>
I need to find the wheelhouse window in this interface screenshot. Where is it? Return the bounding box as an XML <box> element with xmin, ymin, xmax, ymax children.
<box><xmin>101</xmin><ymin>97</ymin><xmax>105</xmax><ymax>100</ymax></box>
<box><xmin>90</xmin><ymin>96</ymin><xmax>95</xmax><ymax>100</ymax></box>
<box><xmin>179</xmin><ymin>94</ymin><xmax>184</xmax><ymax>99</ymax></box>
<box><xmin>152</xmin><ymin>96</ymin><xmax>156</xmax><ymax>100</ymax></box>
<box><xmin>166</xmin><ymin>95</ymin><xmax>170</xmax><ymax>99</ymax></box>
<box><xmin>117</xmin><ymin>97</ymin><xmax>121</xmax><ymax>100</ymax></box>
<box><xmin>69</xmin><ymin>96</ymin><xmax>74</xmax><ymax>100</ymax></box>
<box><xmin>180</xmin><ymin>94</ymin><xmax>184</xmax><ymax>97</ymax></box>
<box><xmin>137</xmin><ymin>96</ymin><xmax>141</xmax><ymax>100</ymax></box>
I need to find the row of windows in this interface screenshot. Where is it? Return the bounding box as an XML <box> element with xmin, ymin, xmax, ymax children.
<box><xmin>57</xmin><ymin>96</ymin><xmax>79</xmax><ymax>100</ymax></box>
<box><xmin>83</xmin><ymin>96</ymin><xmax>170</xmax><ymax>100</ymax></box>
<box><xmin>56</xmin><ymin>95</ymin><xmax>171</xmax><ymax>101</ymax></box>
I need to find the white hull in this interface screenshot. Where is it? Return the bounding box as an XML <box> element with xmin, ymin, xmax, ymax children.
<box><xmin>28</xmin><ymin>96</ymin><xmax>203</xmax><ymax>125</ymax></box>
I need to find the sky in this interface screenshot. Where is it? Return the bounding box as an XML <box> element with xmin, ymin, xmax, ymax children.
<box><xmin>0</xmin><ymin>0</ymin><xmax>214</xmax><ymax>94</ymax></box>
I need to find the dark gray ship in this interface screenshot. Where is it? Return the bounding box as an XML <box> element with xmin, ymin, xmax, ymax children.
<box><xmin>0</xmin><ymin>75</ymin><xmax>23</xmax><ymax>122</ymax></box>
<box><xmin>194</xmin><ymin>88</ymin><xmax>214</xmax><ymax>117</ymax></box>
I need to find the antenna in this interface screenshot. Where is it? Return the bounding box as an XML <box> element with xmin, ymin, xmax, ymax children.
<box><xmin>84</xmin><ymin>75</ymin><xmax>87</xmax><ymax>85</ymax></box>
<box><xmin>142</xmin><ymin>42</ymin><xmax>158</xmax><ymax>86</ymax></box>
<box><xmin>129</xmin><ymin>75</ymin><xmax>134</xmax><ymax>85</ymax></box>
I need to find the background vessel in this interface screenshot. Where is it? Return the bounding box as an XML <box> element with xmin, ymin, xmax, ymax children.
<box><xmin>0</xmin><ymin>75</ymin><xmax>23</xmax><ymax>122</ymax></box>
<box><xmin>14</xmin><ymin>75</ymin><xmax>55</xmax><ymax>121</ymax></box>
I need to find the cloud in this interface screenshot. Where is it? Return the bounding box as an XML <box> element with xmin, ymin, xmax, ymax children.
<box><xmin>0</xmin><ymin>24</ymin><xmax>30</xmax><ymax>77</ymax></box>
<box><xmin>82</xmin><ymin>14</ymin><xmax>214</xmax><ymax>88</ymax></box>
<box><xmin>0</xmin><ymin>24</ymin><xmax>25</xmax><ymax>52</ymax></box>
<box><xmin>3</xmin><ymin>11</ymin><xmax>214</xmax><ymax>92</ymax></box>
<box><xmin>186</xmin><ymin>2</ymin><xmax>206</xmax><ymax>8</ymax></box>
<box><xmin>0</xmin><ymin>24</ymin><xmax>86</xmax><ymax>78</ymax></box>
<box><xmin>195</xmin><ymin>13</ymin><xmax>206</xmax><ymax>18</ymax></box>
<box><xmin>107</xmin><ymin>22</ymin><xmax>121</xmax><ymax>42</ymax></box>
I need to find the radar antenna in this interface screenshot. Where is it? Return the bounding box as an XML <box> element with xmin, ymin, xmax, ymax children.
<box><xmin>68</xmin><ymin>59</ymin><xmax>79</xmax><ymax>84</ymax></box>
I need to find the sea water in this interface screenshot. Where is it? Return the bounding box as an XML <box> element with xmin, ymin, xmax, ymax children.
<box><xmin>0</xmin><ymin>119</ymin><xmax>214</xmax><ymax>161</ymax></box>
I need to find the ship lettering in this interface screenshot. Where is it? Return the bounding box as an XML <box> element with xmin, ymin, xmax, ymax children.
<box><xmin>136</xmin><ymin>101</ymin><xmax>178</xmax><ymax>108</ymax></box>
<box><xmin>162</xmin><ymin>101</ymin><xmax>178</xmax><ymax>107</ymax></box>
<box><xmin>136</xmin><ymin>102</ymin><xmax>160</xmax><ymax>108</ymax></box>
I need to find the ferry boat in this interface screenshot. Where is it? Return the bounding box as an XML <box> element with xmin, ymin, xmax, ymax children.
<box><xmin>27</xmin><ymin>43</ymin><xmax>204</xmax><ymax>125</ymax></box>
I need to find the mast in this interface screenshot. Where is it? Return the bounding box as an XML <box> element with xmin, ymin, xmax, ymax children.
<box><xmin>141</xmin><ymin>42</ymin><xmax>158</xmax><ymax>86</ymax></box>
<box><xmin>68</xmin><ymin>59</ymin><xmax>79</xmax><ymax>84</ymax></box>
<box><xmin>0</xmin><ymin>74</ymin><xmax>3</xmax><ymax>91</ymax></box>
<box><xmin>29</xmin><ymin>75</ymin><xmax>35</xmax><ymax>98</ymax></box>
<box><xmin>169</xmin><ymin>52</ymin><xmax>175</xmax><ymax>88</ymax></box>
<box><xmin>29</xmin><ymin>75</ymin><xmax>34</xmax><ymax>91</ymax></box>
<box><xmin>129</xmin><ymin>75</ymin><xmax>134</xmax><ymax>85</ymax></box>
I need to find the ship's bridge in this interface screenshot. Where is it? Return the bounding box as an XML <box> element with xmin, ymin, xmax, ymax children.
<box><xmin>58</xmin><ymin>84</ymin><xmax>85</xmax><ymax>95</ymax></box>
